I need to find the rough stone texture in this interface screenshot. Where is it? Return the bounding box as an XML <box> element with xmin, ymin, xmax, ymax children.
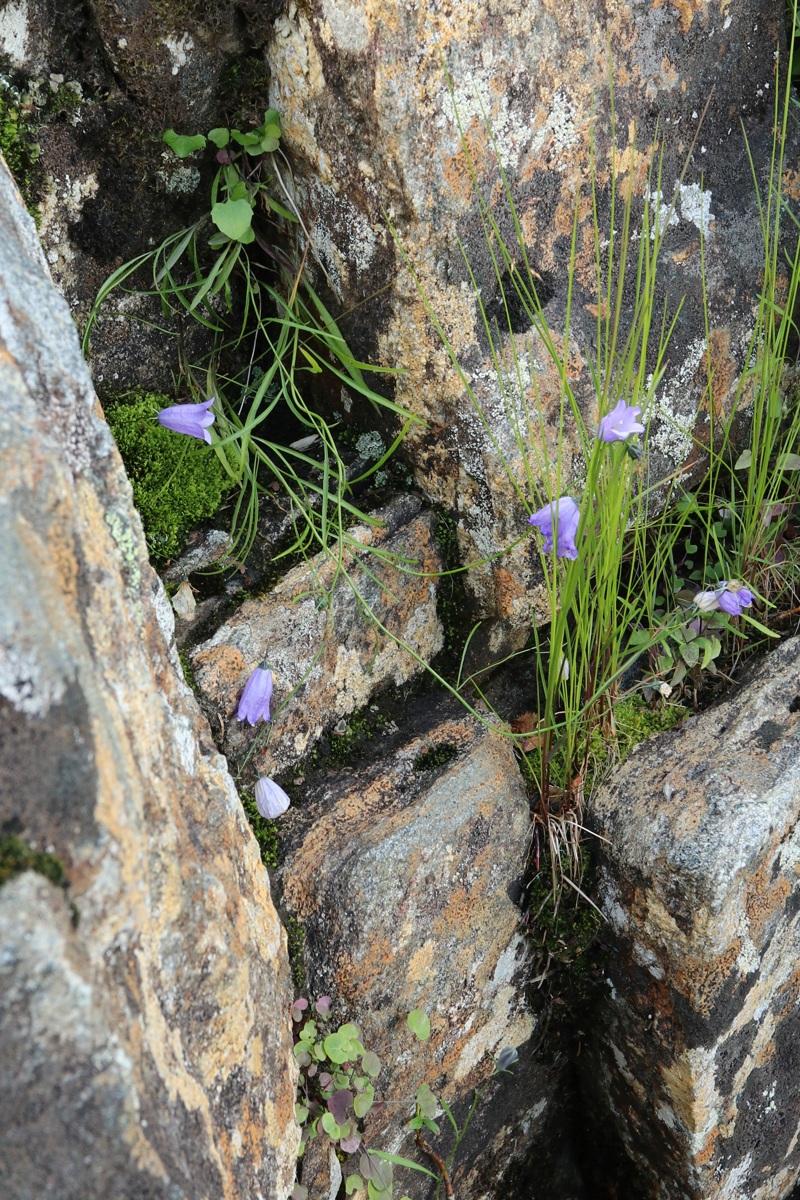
<box><xmin>0</xmin><ymin>161</ymin><xmax>298</xmax><ymax>1199</ymax></box>
<box><xmin>277</xmin><ymin>699</ymin><xmax>562</xmax><ymax>1199</ymax></box>
<box><xmin>0</xmin><ymin>0</ymin><xmax>281</xmax><ymax>390</ymax></box>
<box><xmin>190</xmin><ymin>493</ymin><xmax>444</xmax><ymax>778</ymax></box>
<box><xmin>266</xmin><ymin>0</ymin><xmax>788</xmax><ymax>651</ymax></box>
<box><xmin>584</xmin><ymin>637</ymin><xmax>800</xmax><ymax>1199</ymax></box>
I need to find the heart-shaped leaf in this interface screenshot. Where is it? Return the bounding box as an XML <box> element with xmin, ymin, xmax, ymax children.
<box><xmin>163</xmin><ymin>129</ymin><xmax>206</xmax><ymax>158</ymax></box>
<box><xmin>211</xmin><ymin>198</ymin><xmax>254</xmax><ymax>243</ymax></box>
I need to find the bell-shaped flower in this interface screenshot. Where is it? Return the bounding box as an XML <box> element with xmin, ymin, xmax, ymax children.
<box><xmin>255</xmin><ymin>776</ymin><xmax>291</xmax><ymax>819</ymax></box>
<box><xmin>237</xmin><ymin>666</ymin><xmax>273</xmax><ymax>724</ymax></box>
<box><xmin>715</xmin><ymin>580</ymin><xmax>754</xmax><ymax>616</ymax></box>
<box><xmin>693</xmin><ymin>579</ymin><xmax>754</xmax><ymax>616</ymax></box>
<box><xmin>157</xmin><ymin>397</ymin><xmax>216</xmax><ymax>444</ymax></box>
<box><xmin>596</xmin><ymin>400</ymin><xmax>645</xmax><ymax>443</ymax></box>
<box><xmin>528</xmin><ymin>496</ymin><xmax>580</xmax><ymax>560</ymax></box>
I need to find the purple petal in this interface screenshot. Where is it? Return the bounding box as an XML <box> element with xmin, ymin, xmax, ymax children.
<box><xmin>596</xmin><ymin>400</ymin><xmax>645</xmax><ymax>443</ymax></box>
<box><xmin>716</xmin><ymin>590</ymin><xmax>742</xmax><ymax>615</ymax></box>
<box><xmin>255</xmin><ymin>776</ymin><xmax>290</xmax><ymax>819</ymax></box>
<box><xmin>157</xmin><ymin>398</ymin><xmax>215</xmax><ymax>444</ymax></box>
<box><xmin>237</xmin><ymin>667</ymin><xmax>273</xmax><ymax>724</ymax></box>
<box><xmin>529</xmin><ymin>496</ymin><xmax>580</xmax><ymax>559</ymax></box>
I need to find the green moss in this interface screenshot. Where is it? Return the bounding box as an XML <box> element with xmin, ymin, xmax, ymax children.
<box><xmin>0</xmin><ymin>84</ymin><xmax>42</xmax><ymax>215</ymax></box>
<box><xmin>301</xmin><ymin>704</ymin><xmax>388</xmax><ymax>772</ymax></box>
<box><xmin>413</xmin><ymin>741</ymin><xmax>458</xmax><ymax>772</ymax></box>
<box><xmin>105</xmin><ymin>392</ymin><xmax>230</xmax><ymax>564</ymax></box>
<box><xmin>0</xmin><ymin>835</ymin><xmax>68</xmax><ymax>890</ymax></box>
<box><xmin>285</xmin><ymin>915</ymin><xmax>307</xmax><ymax>992</ymax></box>
<box><xmin>613</xmin><ymin>694</ymin><xmax>686</xmax><ymax>760</ymax></box>
<box><xmin>240</xmin><ymin>788</ymin><xmax>281</xmax><ymax>870</ymax></box>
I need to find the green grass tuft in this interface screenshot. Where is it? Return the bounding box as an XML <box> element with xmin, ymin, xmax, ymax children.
<box><xmin>105</xmin><ymin>392</ymin><xmax>230</xmax><ymax>563</ymax></box>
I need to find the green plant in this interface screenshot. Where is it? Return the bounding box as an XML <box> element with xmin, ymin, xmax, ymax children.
<box><xmin>105</xmin><ymin>392</ymin><xmax>231</xmax><ymax>562</ymax></box>
<box><xmin>291</xmin><ymin>1000</ymin><xmax>518</xmax><ymax>1200</ymax></box>
<box><xmin>84</xmin><ymin>109</ymin><xmax>416</xmax><ymax>571</ymax></box>
<box><xmin>0</xmin><ymin>77</ymin><xmax>42</xmax><ymax>214</ymax></box>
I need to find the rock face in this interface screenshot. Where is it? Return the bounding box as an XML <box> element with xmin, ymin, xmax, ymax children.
<box><xmin>190</xmin><ymin>494</ymin><xmax>444</xmax><ymax>779</ymax></box>
<box><xmin>266</xmin><ymin>0</ymin><xmax>788</xmax><ymax>649</ymax></box>
<box><xmin>277</xmin><ymin>699</ymin><xmax>561</xmax><ymax>1198</ymax></box>
<box><xmin>585</xmin><ymin>637</ymin><xmax>800</xmax><ymax>1199</ymax></box>
<box><xmin>0</xmin><ymin>162</ymin><xmax>298</xmax><ymax>1199</ymax></box>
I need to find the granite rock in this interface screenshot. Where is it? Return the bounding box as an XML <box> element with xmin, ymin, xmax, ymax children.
<box><xmin>266</xmin><ymin>0</ymin><xmax>789</xmax><ymax>651</ymax></box>
<box><xmin>277</xmin><ymin>698</ymin><xmax>564</xmax><ymax>1199</ymax></box>
<box><xmin>190</xmin><ymin>493</ymin><xmax>444</xmax><ymax>779</ymax></box>
<box><xmin>0</xmin><ymin>160</ymin><xmax>298</xmax><ymax>1200</ymax></box>
<box><xmin>585</xmin><ymin>637</ymin><xmax>800</xmax><ymax>1199</ymax></box>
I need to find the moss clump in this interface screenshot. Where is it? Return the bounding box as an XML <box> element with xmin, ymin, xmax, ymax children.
<box><xmin>240</xmin><ymin>789</ymin><xmax>281</xmax><ymax>871</ymax></box>
<box><xmin>0</xmin><ymin>84</ymin><xmax>42</xmax><ymax>215</ymax></box>
<box><xmin>613</xmin><ymin>694</ymin><xmax>686</xmax><ymax>760</ymax></box>
<box><xmin>0</xmin><ymin>835</ymin><xmax>68</xmax><ymax>889</ymax></box>
<box><xmin>105</xmin><ymin>392</ymin><xmax>230</xmax><ymax>563</ymax></box>
<box><xmin>413</xmin><ymin>741</ymin><xmax>458</xmax><ymax>772</ymax></box>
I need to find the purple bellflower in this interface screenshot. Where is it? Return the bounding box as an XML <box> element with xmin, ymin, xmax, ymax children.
<box><xmin>715</xmin><ymin>580</ymin><xmax>754</xmax><ymax>616</ymax></box>
<box><xmin>157</xmin><ymin>397</ymin><xmax>216</xmax><ymax>444</ymax></box>
<box><xmin>596</xmin><ymin>400</ymin><xmax>645</xmax><ymax>443</ymax></box>
<box><xmin>255</xmin><ymin>776</ymin><xmax>291</xmax><ymax>819</ymax></box>
<box><xmin>237</xmin><ymin>666</ymin><xmax>273</xmax><ymax>724</ymax></box>
<box><xmin>528</xmin><ymin>496</ymin><xmax>581</xmax><ymax>560</ymax></box>
<box><xmin>693</xmin><ymin>580</ymin><xmax>754</xmax><ymax>616</ymax></box>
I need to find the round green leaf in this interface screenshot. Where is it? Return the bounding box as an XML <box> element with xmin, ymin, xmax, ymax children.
<box><xmin>345</xmin><ymin>1177</ymin><xmax>364</xmax><ymax>1196</ymax></box>
<box><xmin>207</xmin><ymin>127</ymin><xmax>230</xmax><ymax>148</ymax></box>
<box><xmin>211</xmin><ymin>199</ymin><xmax>254</xmax><ymax>243</ymax></box>
<box><xmin>321</xmin><ymin>1111</ymin><xmax>342</xmax><ymax>1140</ymax></box>
<box><xmin>407</xmin><ymin>1009</ymin><xmax>430</xmax><ymax>1041</ymax></box>
<box><xmin>353</xmin><ymin>1083</ymin><xmax>374</xmax><ymax>1118</ymax></box>
<box><xmin>361</xmin><ymin>1051</ymin><xmax>381</xmax><ymax>1078</ymax></box>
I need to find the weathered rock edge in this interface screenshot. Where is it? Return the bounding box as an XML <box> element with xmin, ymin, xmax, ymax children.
<box><xmin>586</xmin><ymin>637</ymin><xmax>800</xmax><ymax>1200</ymax></box>
<box><xmin>0</xmin><ymin>161</ymin><xmax>298</xmax><ymax>1200</ymax></box>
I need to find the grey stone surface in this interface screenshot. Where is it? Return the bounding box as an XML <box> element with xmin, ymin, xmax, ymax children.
<box><xmin>0</xmin><ymin>158</ymin><xmax>298</xmax><ymax>1200</ymax></box>
<box><xmin>585</xmin><ymin>637</ymin><xmax>800</xmax><ymax>1200</ymax></box>
<box><xmin>278</xmin><ymin>698</ymin><xmax>567</xmax><ymax>1199</ymax></box>
<box><xmin>266</xmin><ymin>0</ymin><xmax>788</xmax><ymax>655</ymax></box>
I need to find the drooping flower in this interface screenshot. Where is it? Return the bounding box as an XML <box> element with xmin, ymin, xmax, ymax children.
<box><xmin>528</xmin><ymin>496</ymin><xmax>581</xmax><ymax>560</ymax></box>
<box><xmin>157</xmin><ymin>397</ymin><xmax>215</xmax><ymax>444</ymax></box>
<box><xmin>693</xmin><ymin>580</ymin><xmax>754</xmax><ymax>616</ymax></box>
<box><xmin>715</xmin><ymin>580</ymin><xmax>754</xmax><ymax>616</ymax></box>
<box><xmin>237</xmin><ymin>666</ymin><xmax>273</xmax><ymax>724</ymax></box>
<box><xmin>596</xmin><ymin>400</ymin><xmax>645</xmax><ymax>443</ymax></box>
<box><xmin>255</xmin><ymin>775</ymin><xmax>291</xmax><ymax>819</ymax></box>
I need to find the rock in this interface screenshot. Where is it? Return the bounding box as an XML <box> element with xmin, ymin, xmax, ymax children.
<box><xmin>0</xmin><ymin>160</ymin><xmax>298</xmax><ymax>1199</ymax></box>
<box><xmin>266</xmin><ymin>0</ymin><xmax>788</xmax><ymax>651</ymax></box>
<box><xmin>0</xmin><ymin>0</ymin><xmax>281</xmax><ymax>389</ymax></box>
<box><xmin>277</xmin><ymin>697</ymin><xmax>566</xmax><ymax>1198</ymax></box>
<box><xmin>190</xmin><ymin>493</ymin><xmax>444</xmax><ymax>777</ymax></box>
<box><xmin>584</xmin><ymin>637</ymin><xmax>800</xmax><ymax>1199</ymax></box>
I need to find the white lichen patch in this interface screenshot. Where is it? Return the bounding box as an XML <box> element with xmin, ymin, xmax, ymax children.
<box><xmin>310</xmin><ymin>184</ymin><xmax>378</xmax><ymax>297</ymax></box>
<box><xmin>157</xmin><ymin>163</ymin><xmax>201</xmax><ymax>196</ymax></box>
<box><xmin>0</xmin><ymin>643</ymin><xmax>67</xmax><ymax>717</ymax></box>
<box><xmin>37</xmin><ymin>172</ymin><xmax>99</xmax><ymax>288</ymax></box>
<box><xmin>647</xmin><ymin>186</ymin><xmax>680</xmax><ymax>239</ymax></box>
<box><xmin>648</xmin><ymin>337</ymin><xmax>706</xmax><ymax>468</ymax></box>
<box><xmin>0</xmin><ymin>0</ymin><xmax>29</xmax><ymax>67</ymax></box>
<box><xmin>679</xmin><ymin>182</ymin><xmax>715</xmax><ymax>239</ymax></box>
<box><xmin>439</xmin><ymin>74</ymin><xmax>537</xmax><ymax>172</ymax></box>
<box><xmin>162</xmin><ymin>33</ymin><xmax>194</xmax><ymax>75</ymax></box>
